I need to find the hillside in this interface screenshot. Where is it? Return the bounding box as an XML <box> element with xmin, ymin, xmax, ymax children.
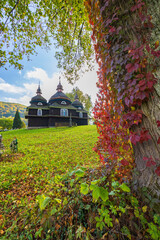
<box><xmin>0</xmin><ymin>101</ymin><xmax>26</xmax><ymax>118</ymax></box>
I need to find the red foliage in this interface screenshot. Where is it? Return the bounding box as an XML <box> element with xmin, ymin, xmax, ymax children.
<box><xmin>157</xmin><ymin>137</ymin><xmax>160</xmax><ymax>144</ymax></box>
<box><xmin>146</xmin><ymin>160</ymin><xmax>156</xmax><ymax>167</ymax></box>
<box><xmin>85</xmin><ymin>0</ymin><xmax>160</xmax><ymax>180</ymax></box>
<box><xmin>155</xmin><ymin>166</ymin><xmax>160</xmax><ymax>176</ymax></box>
<box><xmin>157</xmin><ymin>120</ymin><xmax>160</xmax><ymax>127</ymax></box>
<box><xmin>121</xmin><ymin>159</ymin><xmax>130</xmax><ymax>166</ymax></box>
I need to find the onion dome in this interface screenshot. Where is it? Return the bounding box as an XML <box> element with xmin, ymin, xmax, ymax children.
<box><xmin>56</xmin><ymin>80</ymin><xmax>63</xmax><ymax>92</ymax></box>
<box><xmin>49</xmin><ymin>81</ymin><xmax>71</xmax><ymax>104</ymax></box>
<box><xmin>36</xmin><ymin>83</ymin><xmax>42</xmax><ymax>95</ymax></box>
<box><xmin>72</xmin><ymin>93</ymin><xmax>83</xmax><ymax>109</ymax></box>
<box><xmin>30</xmin><ymin>84</ymin><xmax>47</xmax><ymax>105</ymax></box>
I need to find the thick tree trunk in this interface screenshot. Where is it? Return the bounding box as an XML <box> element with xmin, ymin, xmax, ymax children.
<box><xmin>98</xmin><ymin>0</ymin><xmax>160</xmax><ymax>200</ymax></box>
<box><xmin>133</xmin><ymin>83</ymin><xmax>160</xmax><ymax>200</ymax></box>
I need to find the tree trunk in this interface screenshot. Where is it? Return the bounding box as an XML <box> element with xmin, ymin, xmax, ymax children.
<box><xmin>133</xmin><ymin>83</ymin><xmax>160</xmax><ymax>200</ymax></box>
<box><xmin>97</xmin><ymin>0</ymin><xmax>160</xmax><ymax>200</ymax></box>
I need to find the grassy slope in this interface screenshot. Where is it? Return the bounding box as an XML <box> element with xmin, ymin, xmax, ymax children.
<box><xmin>0</xmin><ymin>126</ymin><xmax>159</xmax><ymax>240</ymax></box>
<box><xmin>0</xmin><ymin>126</ymin><xmax>99</xmax><ymax>235</ymax></box>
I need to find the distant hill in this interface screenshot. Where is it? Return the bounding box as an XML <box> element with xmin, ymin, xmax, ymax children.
<box><xmin>0</xmin><ymin>101</ymin><xmax>26</xmax><ymax>118</ymax></box>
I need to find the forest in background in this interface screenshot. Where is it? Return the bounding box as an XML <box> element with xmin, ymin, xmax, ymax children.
<box><xmin>0</xmin><ymin>101</ymin><xmax>26</xmax><ymax>118</ymax></box>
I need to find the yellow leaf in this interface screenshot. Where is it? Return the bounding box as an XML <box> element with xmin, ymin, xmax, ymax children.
<box><xmin>0</xmin><ymin>230</ymin><xmax>4</xmax><ymax>235</ymax></box>
<box><xmin>142</xmin><ymin>206</ymin><xmax>147</xmax><ymax>213</ymax></box>
<box><xmin>115</xmin><ymin>218</ymin><xmax>119</xmax><ymax>225</ymax></box>
<box><xmin>155</xmin><ymin>40</ymin><xmax>159</xmax><ymax>48</ymax></box>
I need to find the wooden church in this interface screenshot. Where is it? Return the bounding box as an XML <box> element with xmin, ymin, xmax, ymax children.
<box><xmin>25</xmin><ymin>81</ymin><xmax>88</xmax><ymax>128</ymax></box>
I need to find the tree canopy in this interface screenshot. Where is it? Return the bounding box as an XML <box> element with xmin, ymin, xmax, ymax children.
<box><xmin>66</xmin><ymin>87</ymin><xmax>92</xmax><ymax>114</ymax></box>
<box><xmin>0</xmin><ymin>118</ymin><xmax>13</xmax><ymax>130</ymax></box>
<box><xmin>13</xmin><ymin>109</ymin><xmax>23</xmax><ymax>129</ymax></box>
<box><xmin>0</xmin><ymin>0</ymin><xmax>94</xmax><ymax>82</ymax></box>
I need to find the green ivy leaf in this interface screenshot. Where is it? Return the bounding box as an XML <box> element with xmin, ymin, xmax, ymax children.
<box><xmin>36</xmin><ymin>194</ymin><xmax>51</xmax><ymax>211</ymax></box>
<box><xmin>119</xmin><ymin>183</ymin><xmax>130</xmax><ymax>192</ymax></box>
<box><xmin>154</xmin><ymin>214</ymin><xmax>160</xmax><ymax>225</ymax></box>
<box><xmin>75</xmin><ymin>169</ymin><xmax>85</xmax><ymax>177</ymax></box>
<box><xmin>99</xmin><ymin>187</ymin><xmax>109</xmax><ymax>201</ymax></box>
<box><xmin>50</xmin><ymin>206</ymin><xmax>57</xmax><ymax>215</ymax></box>
<box><xmin>91</xmin><ymin>185</ymin><xmax>100</xmax><ymax>201</ymax></box>
<box><xmin>80</xmin><ymin>182</ymin><xmax>89</xmax><ymax>195</ymax></box>
<box><xmin>121</xmin><ymin>226</ymin><xmax>131</xmax><ymax>240</ymax></box>
<box><xmin>147</xmin><ymin>222</ymin><xmax>160</xmax><ymax>240</ymax></box>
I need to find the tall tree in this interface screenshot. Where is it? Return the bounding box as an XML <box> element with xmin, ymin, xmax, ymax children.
<box><xmin>0</xmin><ymin>118</ymin><xmax>13</xmax><ymax>130</ymax></box>
<box><xmin>86</xmin><ymin>0</ymin><xmax>160</xmax><ymax>197</ymax></box>
<box><xmin>0</xmin><ymin>0</ymin><xmax>93</xmax><ymax>82</ymax></box>
<box><xmin>66</xmin><ymin>87</ymin><xmax>92</xmax><ymax>115</ymax></box>
<box><xmin>13</xmin><ymin>109</ymin><xmax>22</xmax><ymax>129</ymax></box>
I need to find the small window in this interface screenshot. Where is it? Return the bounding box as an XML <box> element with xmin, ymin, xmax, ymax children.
<box><xmin>61</xmin><ymin>101</ymin><xmax>66</xmax><ymax>105</ymax></box>
<box><xmin>37</xmin><ymin>102</ymin><xmax>43</xmax><ymax>105</ymax></box>
<box><xmin>37</xmin><ymin>109</ymin><xmax>42</xmax><ymax>116</ymax></box>
<box><xmin>60</xmin><ymin>109</ymin><xmax>68</xmax><ymax>116</ymax></box>
<box><xmin>78</xmin><ymin>107</ymin><xmax>81</xmax><ymax>109</ymax></box>
<box><xmin>79</xmin><ymin>112</ymin><xmax>83</xmax><ymax>118</ymax></box>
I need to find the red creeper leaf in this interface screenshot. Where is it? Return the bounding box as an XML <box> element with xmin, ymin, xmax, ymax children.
<box><xmin>157</xmin><ymin>121</ymin><xmax>160</xmax><ymax>127</ymax></box>
<box><xmin>121</xmin><ymin>159</ymin><xmax>129</xmax><ymax>166</ymax></box>
<box><xmin>146</xmin><ymin>160</ymin><xmax>156</xmax><ymax>167</ymax></box>
<box><xmin>157</xmin><ymin>137</ymin><xmax>160</xmax><ymax>144</ymax></box>
<box><xmin>155</xmin><ymin>166</ymin><xmax>160</xmax><ymax>176</ymax></box>
<box><xmin>130</xmin><ymin>133</ymin><xmax>140</xmax><ymax>145</ymax></box>
<box><xmin>140</xmin><ymin>130</ymin><xmax>151</xmax><ymax>142</ymax></box>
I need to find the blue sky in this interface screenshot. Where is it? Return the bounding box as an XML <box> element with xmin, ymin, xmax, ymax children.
<box><xmin>0</xmin><ymin>43</ymin><xmax>98</xmax><ymax>106</ymax></box>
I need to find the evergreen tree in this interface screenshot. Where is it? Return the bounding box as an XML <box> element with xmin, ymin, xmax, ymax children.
<box><xmin>13</xmin><ymin>109</ymin><xmax>22</xmax><ymax>129</ymax></box>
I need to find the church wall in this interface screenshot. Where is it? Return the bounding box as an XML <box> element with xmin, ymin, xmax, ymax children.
<box><xmin>28</xmin><ymin>117</ymin><xmax>48</xmax><ymax>127</ymax></box>
<box><xmin>76</xmin><ymin>118</ymin><xmax>88</xmax><ymax>126</ymax></box>
<box><xmin>28</xmin><ymin>109</ymin><xmax>49</xmax><ymax>116</ymax></box>
<box><xmin>68</xmin><ymin>109</ymin><xmax>78</xmax><ymax>117</ymax></box>
<box><xmin>49</xmin><ymin>108</ymin><xmax>60</xmax><ymax>115</ymax></box>
<box><xmin>83</xmin><ymin>113</ymin><xmax>88</xmax><ymax>118</ymax></box>
<box><xmin>29</xmin><ymin>109</ymin><xmax>37</xmax><ymax>115</ymax></box>
<box><xmin>48</xmin><ymin>117</ymin><xmax>70</xmax><ymax>127</ymax></box>
<box><xmin>43</xmin><ymin>109</ymin><xmax>49</xmax><ymax>115</ymax></box>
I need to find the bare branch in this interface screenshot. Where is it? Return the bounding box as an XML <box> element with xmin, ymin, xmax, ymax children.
<box><xmin>4</xmin><ymin>0</ymin><xmax>20</xmax><ymax>27</ymax></box>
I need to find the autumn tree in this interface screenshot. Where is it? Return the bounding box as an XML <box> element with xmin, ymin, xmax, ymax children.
<box><xmin>13</xmin><ymin>109</ymin><xmax>23</xmax><ymax>129</ymax></box>
<box><xmin>66</xmin><ymin>87</ymin><xmax>92</xmax><ymax>116</ymax></box>
<box><xmin>0</xmin><ymin>118</ymin><xmax>13</xmax><ymax>130</ymax></box>
<box><xmin>85</xmin><ymin>0</ymin><xmax>160</xmax><ymax>197</ymax></box>
<box><xmin>0</xmin><ymin>0</ymin><xmax>93</xmax><ymax>82</ymax></box>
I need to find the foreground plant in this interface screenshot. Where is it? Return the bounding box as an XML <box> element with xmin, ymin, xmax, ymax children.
<box><xmin>1</xmin><ymin>165</ymin><xmax>159</xmax><ymax>239</ymax></box>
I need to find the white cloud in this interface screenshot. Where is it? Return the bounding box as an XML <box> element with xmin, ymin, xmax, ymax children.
<box><xmin>26</xmin><ymin>67</ymin><xmax>49</xmax><ymax>82</ymax></box>
<box><xmin>4</xmin><ymin>96</ymin><xmax>29</xmax><ymax>106</ymax></box>
<box><xmin>0</xmin><ymin>78</ymin><xmax>25</xmax><ymax>94</ymax></box>
<box><xmin>0</xmin><ymin>78</ymin><xmax>5</xmax><ymax>83</ymax></box>
<box><xmin>25</xmin><ymin>66</ymin><xmax>99</xmax><ymax>104</ymax></box>
<box><xmin>1</xmin><ymin>66</ymin><xmax>99</xmax><ymax>106</ymax></box>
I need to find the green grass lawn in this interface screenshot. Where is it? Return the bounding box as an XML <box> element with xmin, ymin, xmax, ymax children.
<box><xmin>1</xmin><ymin>126</ymin><xmax>159</xmax><ymax>240</ymax></box>
<box><xmin>0</xmin><ymin>126</ymin><xmax>99</xmax><ymax>237</ymax></box>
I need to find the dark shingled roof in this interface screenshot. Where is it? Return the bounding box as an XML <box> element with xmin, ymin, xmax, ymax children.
<box><xmin>72</xmin><ymin>99</ymin><xmax>83</xmax><ymax>108</ymax></box>
<box><xmin>30</xmin><ymin>95</ymin><xmax>47</xmax><ymax>104</ymax></box>
<box><xmin>49</xmin><ymin>91</ymin><xmax>71</xmax><ymax>104</ymax></box>
<box><xmin>72</xmin><ymin>92</ymin><xmax>83</xmax><ymax>109</ymax></box>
